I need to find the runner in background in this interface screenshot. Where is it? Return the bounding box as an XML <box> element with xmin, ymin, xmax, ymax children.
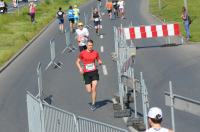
<box><xmin>105</xmin><ymin>0</ymin><xmax>113</xmax><ymax>19</ymax></box>
<box><xmin>56</xmin><ymin>7</ymin><xmax>65</xmax><ymax>32</ymax></box>
<box><xmin>75</xmin><ymin>22</ymin><xmax>89</xmax><ymax>52</ymax></box>
<box><xmin>91</xmin><ymin>7</ymin><xmax>102</xmax><ymax>35</ymax></box>
<box><xmin>97</xmin><ymin>0</ymin><xmax>102</xmax><ymax>7</ymax></box>
<box><xmin>73</xmin><ymin>5</ymin><xmax>80</xmax><ymax>26</ymax></box>
<box><xmin>117</xmin><ymin>0</ymin><xmax>125</xmax><ymax>19</ymax></box>
<box><xmin>112</xmin><ymin>0</ymin><xmax>119</xmax><ymax>19</ymax></box>
<box><xmin>67</xmin><ymin>5</ymin><xmax>75</xmax><ymax>32</ymax></box>
<box><xmin>13</xmin><ymin>0</ymin><xmax>17</xmax><ymax>8</ymax></box>
<box><xmin>76</xmin><ymin>40</ymin><xmax>102</xmax><ymax>111</ymax></box>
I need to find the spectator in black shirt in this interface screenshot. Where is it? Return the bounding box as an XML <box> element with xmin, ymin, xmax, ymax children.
<box><xmin>56</xmin><ymin>7</ymin><xmax>65</xmax><ymax>32</ymax></box>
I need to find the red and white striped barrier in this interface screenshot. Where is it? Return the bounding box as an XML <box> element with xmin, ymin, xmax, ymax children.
<box><xmin>124</xmin><ymin>23</ymin><xmax>180</xmax><ymax>40</ymax></box>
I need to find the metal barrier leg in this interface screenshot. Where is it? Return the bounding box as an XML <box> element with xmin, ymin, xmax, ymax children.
<box><xmin>45</xmin><ymin>39</ymin><xmax>62</xmax><ymax>70</ymax></box>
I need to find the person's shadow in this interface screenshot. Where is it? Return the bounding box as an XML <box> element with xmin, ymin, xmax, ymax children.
<box><xmin>89</xmin><ymin>99</ymin><xmax>113</xmax><ymax>109</ymax></box>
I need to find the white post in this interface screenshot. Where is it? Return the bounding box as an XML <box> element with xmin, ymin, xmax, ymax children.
<box><xmin>140</xmin><ymin>72</ymin><xmax>148</xmax><ymax>129</ymax></box>
<box><xmin>169</xmin><ymin>81</ymin><xmax>176</xmax><ymax>132</ymax></box>
<box><xmin>184</xmin><ymin>0</ymin><xmax>188</xmax><ymax>11</ymax></box>
<box><xmin>158</xmin><ymin>0</ymin><xmax>161</xmax><ymax>10</ymax></box>
<box><xmin>131</xmin><ymin>68</ymin><xmax>137</xmax><ymax>118</ymax></box>
<box><xmin>36</xmin><ymin>62</ymin><xmax>43</xmax><ymax>99</ymax></box>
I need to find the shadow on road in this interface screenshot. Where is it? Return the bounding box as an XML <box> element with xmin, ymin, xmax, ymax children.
<box><xmin>136</xmin><ymin>43</ymin><xmax>182</xmax><ymax>50</ymax></box>
<box><xmin>92</xmin><ymin>99</ymin><xmax>113</xmax><ymax>109</ymax></box>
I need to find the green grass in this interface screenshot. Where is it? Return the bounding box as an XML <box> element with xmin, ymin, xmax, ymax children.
<box><xmin>150</xmin><ymin>0</ymin><xmax>200</xmax><ymax>42</ymax></box>
<box><xmin>0</xmin><ymin>0</ymin><xmax>86</xmax><ymax>67</ymax></box>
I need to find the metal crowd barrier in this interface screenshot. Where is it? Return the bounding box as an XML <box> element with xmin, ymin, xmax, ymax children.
<box><xmin>26</xmin><ymin>62</ymin><xmax>129</xmax><ymax>132</ymax></box>
<box><xmin>45</xmin><ymin>39</ymin><xmax>62</xmax><ymax>70</ymax></box>
<box><xmin>27</xmin><ymin>91</ymin><xmax>128</xmax><ymax>132</ymax></box>
<box><xmin>114</xmin><ymin>23</ymin><xmax>200</xmax><ymax>132</ymax></box>
<box><xmin>113</xmin><ymin>25</ymin><xmax>151</xmax><ymax>131</ymax></box>
<box><xmin>62</xmin><ymin>30</ymin><xmax>76</xmax><ymax>53</ymax></box>
<box><xmin>165</xmin><ymin>81</ymin><xmax>200</xmax><ymax>132</ymax></box>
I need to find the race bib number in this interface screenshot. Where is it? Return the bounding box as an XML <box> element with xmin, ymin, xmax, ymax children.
<box><xmin>94</xmin><ymin>18</ymin><xmax>99</xmax><ymax>21</ymax></box>
<box><xmin>86</xmin><ymin>63</ymin><xmax>95</xmax><ymax>71</ymax></box>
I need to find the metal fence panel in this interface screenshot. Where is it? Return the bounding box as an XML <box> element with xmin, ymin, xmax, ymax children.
<box><xmin>165</xmin><ymin>92</ymin><xmax>200</xmax><ymax>116</ymax></box>
<box><xmin>27</xmin><ymin>92</ymin><xmax>44</xmax><ymax>132</ymax></box>
<box><xmin>78</xmin><ymin>116</ymin><xmax>128</xmax><ymax>132</ymax></box>
<box><xmin>43</xmin><ymin>104</ymin><xmax>77</xmax><ymax>132</ymax></box>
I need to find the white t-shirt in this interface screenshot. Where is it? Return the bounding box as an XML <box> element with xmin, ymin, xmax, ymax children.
<box><xmin>118</xmin><ymin>1</ymin><xmax>124</xmax><ymax>9</ymax></box>
<box><xmin>0</xmin><ymin>1</ymin><xmax>5</xmax><ymax>7</ymax></box>
<box><xmin>76</xmin><ymin>28</ymin><xmax>89</xmax><ymax>46</ymax></box>
<box><xmin>146</xmin><ymin>127</ymin><xmax>169</xmax><ymax>132</ymax></box>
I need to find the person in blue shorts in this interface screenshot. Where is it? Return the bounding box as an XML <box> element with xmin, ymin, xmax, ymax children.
<box><xmin>73</xmin><ymin>5</ymin><xmax>80</xmax><ymax>26</ymax></box>
<box><xmin>67</xmin><ymin>5</ymin><xmax>75</xmax><ymax>32</ymax></box>
<box><xmin>56</xmin><ymin>7</ymin><xmax>65</xmax><ymax>32</ymax></box>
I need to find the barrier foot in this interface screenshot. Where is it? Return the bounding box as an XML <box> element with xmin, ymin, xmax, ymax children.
<box><xmin>62</xmin><ymin>46</ymin><xmax>76</xmax><ymax>54</ymax></box>
<box><xmin>127</xmin><ymin>117</ymin><xmax>145</xmax><ymax>131</ymax></box>
<box><xmin>113</xmin><ymin>103</ymin><xmax>121</xmax><ymax>110</ymax></box>
<box><xmin>45</xmin><ymin>61</ymin><xmax>53</xmax><ymax>71</ymax></box>
<box><xmin>114</xmin><ymin>109</ymin><xmax>131</xmax><ymax>118</ymax></box>
<box><xmin>54</xmin><ymin>61</ymin><xmax>63</xmax><ymax>69</ymax></box>
<box><xmin>114</xmin><ymin>95</ymin><xmax>134</xmax><ymax>104</ymax></box>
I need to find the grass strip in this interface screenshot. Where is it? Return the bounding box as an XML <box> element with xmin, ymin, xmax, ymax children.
<box><xmin>0</xmin><ymin>0</ymin><xmax>87</xmax><ymax>67</ymax></box>
<box><xmin>150</xmin><ymin>0</ymin><xmax>200</xmax><ymax>42</ymax></box>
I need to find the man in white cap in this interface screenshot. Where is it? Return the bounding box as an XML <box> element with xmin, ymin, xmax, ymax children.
<box><xmin>146</xmin><ymin>107</ymin><xmax>173</xmax><ymax>132</ymax></box>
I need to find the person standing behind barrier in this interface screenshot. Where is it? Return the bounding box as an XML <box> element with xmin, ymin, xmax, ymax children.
<box><xmin>76</xmin><ymin>22</ymin><xmax>89</xmax><ymax>52</ymax></box>
<box><xmin>67</xmin><ymin>6</ymin><xmax>75</xmax><ymax>32</ymax></box>
<box><xmin>29</xmin><ymin>2</ymin><xmax>36</xmax><ymax>23</ymax></box>
<box><xmin>105</xmin><ymin>0</ymin><xmax>113</xmax><ymax>19</ymax></box>
<box><xmin>13</xmin><ymin>0</ymin><xmax>17</xmax><ymax>8</ymax></box>
<box><xmin>0</xmin><ymin>0</ymin><xmax>7</xmax><ymax>13</ymax></box>
<box><xmin>91</xmin><ymin>8</ymin><xmax>102</xmax><ymax>35</ymax></box>
<box><xmin>117</xmin><ymin>0</ymin><xmax>125</xmax><ymax>19</ymax></box>
<box><xmin>76</xmin><ymin>39</ymin><xmax>102</xmax><ymax>111</ymax></box>
<box><xmin>146</xmin><ymin>107</ymin><xmax>173</xmax><ymax>132</ymax></box>
<box><xmin>56</xmin><ymin>7</ymin><xmax>65</xmax><ymax>32</ymax></box>
<box><xmin>73</xmin><ymin>5</ymin><xmax>80</xmax><ymax>26</ymax></box>
<box><xmin>181</xmin><ymin>6</ymin><xmax>190</xmax><ymax>41</ymax></box>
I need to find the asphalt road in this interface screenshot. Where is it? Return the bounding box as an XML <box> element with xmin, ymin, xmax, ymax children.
<box><xmin>0</xmin><ymin>0</ymin><xmax>200</xmax><ymax>132</ymax></box>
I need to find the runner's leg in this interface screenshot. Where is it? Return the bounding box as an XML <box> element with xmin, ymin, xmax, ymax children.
<box><xmin>85</xmin><ymin>84</ymin><xmax>92</xmax><ymax>93</ymax></box>
<box><xmin>91</xmin><ymin>80</ymin><xmax>98</xmax><ymax>105</ymax></box>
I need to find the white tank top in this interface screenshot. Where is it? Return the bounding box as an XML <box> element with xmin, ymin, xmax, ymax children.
<box><xmin>146</xmin><ymin>127</ymin><xmax>169</xmax><ymax>132</ymax></box>
<box><xmin>118</xmin><ymin>1</ymin><xmax>124</xmax><ymax>9</ymax></box>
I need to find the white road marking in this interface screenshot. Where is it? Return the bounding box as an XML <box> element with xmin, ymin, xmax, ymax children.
<box><xmin>100</xmin><ymin>46</ymin><xmax>104</xmax><ymax>52</ymax></box>
<box><xmin>102</xmin><ymin>65</ymin><xmax>108</xmax><ymax>75</ymax></box>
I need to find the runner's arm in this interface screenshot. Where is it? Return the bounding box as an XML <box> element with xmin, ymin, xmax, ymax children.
<box><xmin>84</xmin><ymin>28</ymin><xmax>89</xmax><ymax>38</ymax></box>
<box><xmin>96</xmin><ymin>52</ymin><xmax>102</xmax><ymax>65</ymax></box>
<box><xmin>76</xmin><ymin>57</ymin><xmax>84</xmax><ymax>74</ymax></box>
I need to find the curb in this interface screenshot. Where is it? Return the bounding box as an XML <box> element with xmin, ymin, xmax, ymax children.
<box><xmin>0</xmin><ymin>18</ymin><xmax>56</xmax><ymax>73</ymax></box>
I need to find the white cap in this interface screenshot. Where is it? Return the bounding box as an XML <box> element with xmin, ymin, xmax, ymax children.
<box><xmin>148</xmin><ymin>107</ymin><xmax>163</xmax><ymax>119</ymax></box>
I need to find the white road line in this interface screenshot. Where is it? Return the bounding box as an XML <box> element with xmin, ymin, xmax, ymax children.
<box><xmin>102</xmin><ymin>65</ymin><xmax>108</xmax><ymax>75</ymax></box>
<box><xmin>100</xmin><ymin>46</ymin><xmax>104</xmax><ymax>52</ymax></box>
